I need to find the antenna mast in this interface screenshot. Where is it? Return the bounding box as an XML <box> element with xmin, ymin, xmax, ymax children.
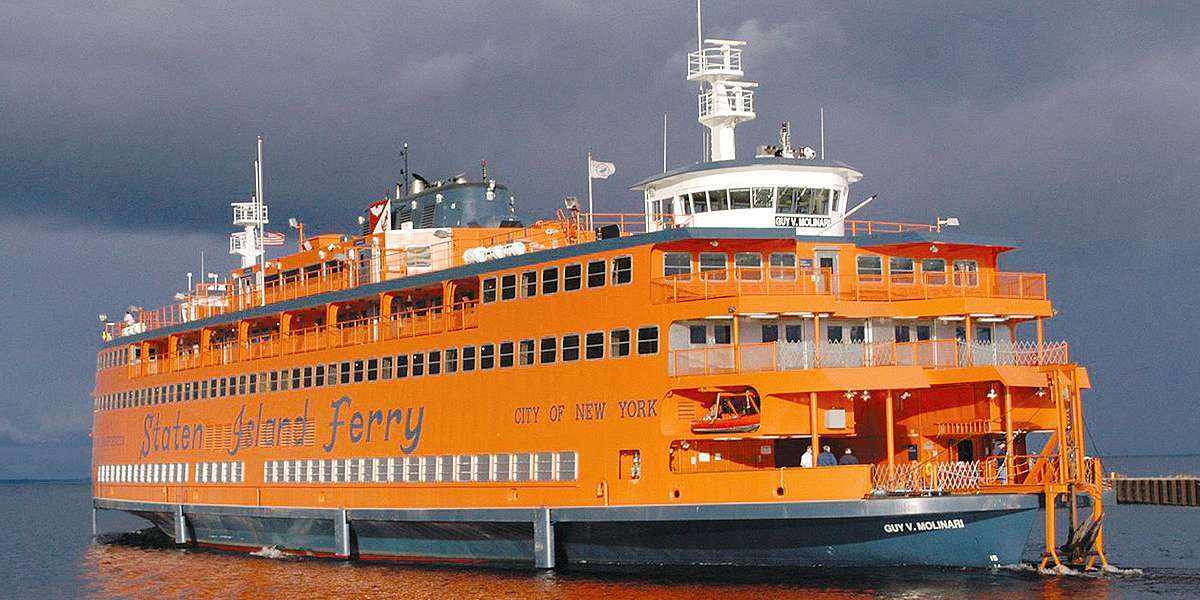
<box><xmin>820</xmin><ymin>108</ymin><xmax>826</xmax><ymax>160</ymax></box>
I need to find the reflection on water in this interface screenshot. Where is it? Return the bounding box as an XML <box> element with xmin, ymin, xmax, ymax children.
<box><xmin>82</xmin><ymin>540</ymin><xmax>1127</xmax><ymax>600</ymax></box>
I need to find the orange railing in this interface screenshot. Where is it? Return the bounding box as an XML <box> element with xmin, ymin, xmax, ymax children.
<box><xmin>652</xmin><ymin>268</ymin><xmax>1047</xmax><ymax>304</ymax></box>
<box><xmin>844</xmin><ymin>220</ymin><xmax>937</xmax><ymax>236</ymax></box>
<box><xmin>151</xmin><ymin>301</ymin><xmax>479</xmax><ymax>374</ymax></box>
<box><xmin>668</xmin><ymin>339</ymin><xmax>1069</xmax><ymax>377</ymax></box>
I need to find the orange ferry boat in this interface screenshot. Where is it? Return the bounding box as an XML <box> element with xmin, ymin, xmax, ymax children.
<box><xmin>91</xmin><ymin>35</ymin><xmax>1109</xmax><ymax>570</ymax></box>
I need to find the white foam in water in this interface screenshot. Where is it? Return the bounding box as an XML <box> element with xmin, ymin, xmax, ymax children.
<box><xmin>997</xmin><ymin>563</ymin><xmax>1142</xmax><ymax>578</ymax></box>
<box><xmin>249</xmin><ymin>545</ymin><xmax>287</xmax><ymax>559</ymax></box>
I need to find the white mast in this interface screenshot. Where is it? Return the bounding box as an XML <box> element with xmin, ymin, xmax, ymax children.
<box><xmin>229</xmin><ymin>137</ymin><xmax>269</xmax><ymax>305</ymax></box>
<box><xmin>256</xmin><ymin>135</ymin><xmax>266</xmax><ymax>306</ymax></box>
<box><xmin>688</xmin><ymin>38</ymin><xmax>756</xmax><ymax>162</ymax></box>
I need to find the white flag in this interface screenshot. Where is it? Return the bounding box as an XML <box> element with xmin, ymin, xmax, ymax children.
<box><xmin>588</xmin><ymin>158</ymin><xmax>616</xmax><ymax>179</ymax></box>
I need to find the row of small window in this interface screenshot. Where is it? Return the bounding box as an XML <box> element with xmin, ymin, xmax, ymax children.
<box><xmin>97</xmin><ymin>347</ymin><xmax>130</xmax><ymax>371</ymax></box>
<box><xmin>96</xmin><ymin>461</ymin><xmax>245</xmax><ymax>484</ymax></box>
<box><xmin>262</xmin><ymin>452</ymin><xmax>578</xmax><ymax>484</ymax></box>
<box><xmin>662</xmin><ymin>251</ymin><xmax>980</xmax><ymax>283</ymax></box>
<box><xmin>482</xmin><ymin>255</ymin><xmax>632</xmax><ymax>303</ymax></box>
<box><xmin>652</xmin><ymin>187</ymin><xmax>841</xmax><ymax>216</ymax></box>
<box><xmin>94</xmin><ymin>326</ymin><xmax>662</xmax><ymax>412</ymax></box>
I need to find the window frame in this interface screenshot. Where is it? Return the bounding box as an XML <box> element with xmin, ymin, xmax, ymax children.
<box><xmin>611</xmin><ymin>255</ymin><xmax>633</xmax><ymax>285</ymax></box>
<box><xmin>584</xmin><ymin>330</ymin><xmax>605</xmax><ymax>360</ymax></box>
<box><xmin>563</xmin><ymin>263</ymin><xmax>583</xmax><ymax>291</ymax></box>
<box><xmin>636</xmin><ymin>325</ymin><xmax>660</xmax><ymax>355</ymax></box>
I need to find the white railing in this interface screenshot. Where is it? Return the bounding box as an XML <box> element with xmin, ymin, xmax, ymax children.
<box><xmin>687</xmin><ymin>47</ymin><xmax>743</xmax><ymax>78</ymax></box>
<box><xmin>231</xmin><ymin>202</ymin><xmax>268</xmax><ymax>225</ymax></box>
<box><xmin>698</xmin><ymin>88</ymin><xmax>755</xmax><ymax>119</ymax></box>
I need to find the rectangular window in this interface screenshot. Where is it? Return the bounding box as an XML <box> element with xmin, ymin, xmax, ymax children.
<box><xmin>729</xmin><ymin>187</ymin><xmax>752</xmax><ymax>209</ymax></box>
<box><xmin>481</xmin><ymin>277</ymin><xmax>497</xmax><ymax>303</ymax></box>
<box><xmin>689</xmin><ymin>324</ymin><xmax>707</xmax><ymax>345</ymax></box>
<box><xmin>540</xmin><ymin>337</ymin><xmax>557</xmax><ymax>364</ymax></box>
<box><xmin>699</xmin><ymin>252</ymin><xmax>727</xmax><ymax>279</ymax></box>
<box><xmin>708</xmin><ymin>189</ymin><xmax>729</xmax><ymax>211</ymax></box>
<box><xmin>610</xmin><ymin>328</ymin><xmax>631</xmax><ymax>357</ymax></box>
<box><xmin>586</xmin><ymin>259</ymin><xmax>606</xmax><ymax>288</ymax></box>
<box><xmin>278</xmin><ymin>371</ymin><xmax>288</xmax><ymax>392</ymax></box>
<box><xmin>302</xmin><ymin>367</ymin><xmax>313</xmax><ymax>388</ymax></box>
<box><xmin>340</xmin><ymin>362</ymin><xmax>351</xmax><ymax>385</ymax></box>
<box><xmin>396</xmin><ymin>354</ymin><xmax>409</xmax><ymax>378</ymax></box>
<box><xmin>381</xmin><ymin>356</ymin><xmax>392</xmax><ymax>380</ymax></box>
<box><xmin>856</xmin><ymin>255</ymin><xmax>883</xmax><ymax>277</ymax></box>
<box><xmin>445</xmin><ymin>348</ymin><xmax>458</xmax><ymax>373</ymax></box>
<box><xmin>762</xmin><ymin>324</ymin><xmax>779</xmax><ymax>343</ymax></box>
<box><xmin>850</xmin><ymin>325</ymin><xmax>866</xmax><ymax>343</ymax></box>
<box><xmin>480</xmin><ymin>344</ymin><xmax>495</xmax><ymax>369</ymax></box>
<box><xmin>734</xmin><ymin>252</ymin><xmax>762</xmax><ymax>281</ymax></box>
<box><xmin>428</xmin><ymin>350</ymin><xmax>441</xmax><ymax>375</ymax></box>
<box><xmin>313</xmin><ymin>367</ymin><xmax>323</xmax><ymax>387</ymax></box>
<box><xmin>500</xmin><ymin>274</ymin><xmax>517</xmax><ymax>300</ymax></box>
<box><xmin>690</xmin><ymin>191</ymin><xmax>709</xmax><ymax>213</ymax></box>
<box><xmin>585</xmin><ymin>331</ymin><xmax>605</xmax><ymax>360</ymax></box>
<box><xmin>518</xmin><ymin>339</ymin><xmax>535</xmax><ymax>366</ymax></box>
<box><xmin>461</xmin><ymin>346</ymin><xmax>476</xmax><ymax>371</ymax></box>
<box><xmin>637</xmin><ymin>326</ymin><xmax>659</xmax><ymax>355</ymax></box>
<box><xmin>325</xmin><ymin>364</ymin><xmax>336</xmax><ymax>387</ymax></box>
<box><xmin>953</xmin><ymin>260</ymin><xmax>979</xmax><ymax>286</ymax></box>
<box><xmin>611</xmin><ymin>256</ymin><xmax>632</xmax><ymax>285</ymax></box>
<box><xmin>366</xmin><ymin>358</ymin><xmax>378</xmax><ymax>381</ymax></box>
<box><xmin>785</xmin><ymin>324</ymin><xmax>803</xmax><ymax>343</ymax></box>
<box><xmin>499</xmin><ymin>341</ymin><xmax>515</xmax><ymax>368</ymax></box>
<box><xmin>541</xmin><ymin>267</ymin><xmax>559</xmax><ymax>294</ymax></box>
<box><xmin>564</xmin><ymin>263</ymin><xmax>582</xmax><ymax>291</ymax></box>
<box><xmin>520</xmin><ymin>271</ymin><xmax>537</xmax><ymax>298</ymax></box>
<box><xmin>269</xmin><ymin>371</ymin><xmax>278</xmax><ymax>392</ymax></box>
<box><xmin>663</xmin><ymin>252</ymin><xmax>691</xmax><ymax>277</ymax></box>
<box><xmin>827</xmin><ymin>325</ymin><xmax>844</xmax><ymax>343</ymax></box>
<box><xmin>895</xmin><ymin>325</ymin><xmax>911</xmax><ymax>343</ymax></box>
<box><xmin>238</xmin><ymin>375</ymin><xmax>247</xmax><ymax>395</ymax></box>
<box><xmin>562</xmin><ymin>334</ymin><xmax>580</xmax><ymax>361</ymax></box>
<box><xmin>714</xmin><ymin>324</ymin><xmax>732</xmax><ymax>345</ymax></box>
<box><xmin>753</xmin><ymin>187</ymin><xmax>774</xmax><ymax>208</ymax></box>
<box><xmin>291</xmin><ymin>368</ymin><xmax>301</xmax><ymax>389</ymax></box>
<box><xmin>352</xmin><ymin>360</ymin><xmax>364</xmax><ymax>383</ymax></box>
<box><xmin>769</xmin><ymin>252</ymin><xmax>797</xmax><ymax>281</ymax></box>
<box><xmin>219</xmin><ymin>378</ymin><xmax>227</xmax><ymax>398</ymax></box>
<box><xmin>922</xmin><ymin>258</ymin><xmax>947</xmax><ymax>285</ymax></box>
<box><xmin>889</xmin><ymin>257</ymin><xmax>915</xmax><ymax>283</ymax></box>
<box><xmin>411</xmin><ymin>353</ymin><xmax>424</xmax><ymax>377</ymax></box>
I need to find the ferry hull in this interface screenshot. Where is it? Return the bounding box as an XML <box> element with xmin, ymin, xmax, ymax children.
<box><xmin>96</xmin><ymin>494</ymin><xmax>1039</xmax><ymax>568</ymax></box>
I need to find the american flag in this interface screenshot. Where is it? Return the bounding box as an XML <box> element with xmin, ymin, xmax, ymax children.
<box><xmin>262</xmin><ymin>231</ymin><xmax>286</xmax><ymax>246</ymax></box>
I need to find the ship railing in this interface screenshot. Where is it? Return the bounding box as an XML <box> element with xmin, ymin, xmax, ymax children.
<box><xmin>669</xmin><ymin>339</ymin><xmax>1070</xmax><ymax>377</ymax></box>
<box><xmin>687</xmin><ymin>46</ymin><xmax>743</xmax><ymax>78</ymax></box>
<box><xmin>871</xmin><ymin>455</ymin><xmax>1102</xmax><ymax>495</ymax></box>
<box><xmin>652</xmin><ymin>267</ymin><xmax>1047</xmax><ymax>304</ymax></box>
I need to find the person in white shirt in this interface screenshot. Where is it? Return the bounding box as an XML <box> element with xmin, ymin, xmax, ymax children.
<box><xmin>800</xmin><ymin>445</ymin><xmax>814</xmax><ymax>468</ymax></box>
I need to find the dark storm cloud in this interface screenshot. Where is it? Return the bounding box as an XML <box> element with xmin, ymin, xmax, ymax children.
<box><xmin>1</xmin><ymin>2</ymin><xmax>1198</xmax><ymax>474</ymax></box>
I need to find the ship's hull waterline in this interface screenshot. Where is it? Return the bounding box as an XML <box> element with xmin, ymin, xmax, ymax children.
<box><xmin>98</xmin><ymin>494</ymin><xmax>1039</xmax><ymax>568</ymax></box>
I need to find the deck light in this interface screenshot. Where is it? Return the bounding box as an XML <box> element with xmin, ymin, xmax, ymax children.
<box><xmin>1035</xmin><ymin>388</ymin><xmax>1046</xmax><ymax>397</ymax></box>
<box><xmin>861</xmin><ymin>391</ymin><xmax>871</xmax><ymax>400</ymax></box>
<box><xmin>844</xmin><ymin>390</ymin><xmax>856</xmax><ymax>400</ymax></box>
<box><xmin>987</xmin><ymin>387</ymin><xmax>998</xmax><ymax>400</ymax></box>
<box><xmin>899</xmin><ymin>391</ymin><xmax>912</xmax><ymax>400</ymax></box>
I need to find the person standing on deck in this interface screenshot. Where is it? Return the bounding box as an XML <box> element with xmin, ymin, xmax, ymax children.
<box><xmin>839</xmin><ymin>448</ymin><xmax>859</xmax><ymax>465</ymax></box>
<box><xmin>801</xmin><ymin>446</ymin><xmax>814</xmax><ymax>468</ymax></box>
<box><xmin>817</xmin><ymin>445</ymin><xmax>837</xmax><ymax>466</ymax></box>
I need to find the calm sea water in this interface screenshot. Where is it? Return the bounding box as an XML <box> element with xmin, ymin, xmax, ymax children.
<box><xmin>2</xmin><ymin>455</ymin><xmax>1196</xmax><ymax>599</ymax></box>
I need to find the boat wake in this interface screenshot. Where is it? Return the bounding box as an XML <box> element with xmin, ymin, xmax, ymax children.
<box><xmin>249</xmin><ymin>545</ymin><xmax>288</xmax><ymax>559</ymax></box>
<box><xmin>996</xmin><ymin>563</ymin><xmax>1143</xmax><ymax>577</ymax></box>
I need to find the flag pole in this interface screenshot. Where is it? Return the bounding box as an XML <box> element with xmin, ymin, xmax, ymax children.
<box><xmin>256</xmin><ymin>135</ymin><xmax>266</xmax><ymax>307</ymax></box>
<box><xmin>587</xmin><ymin>150</ymin><xmax>594</xmax><ymax>231</ymax></box>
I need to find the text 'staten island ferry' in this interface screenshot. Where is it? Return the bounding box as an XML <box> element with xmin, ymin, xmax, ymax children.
<box><xmin>91</xmin><ymin>28</ymin><xmax>1111</xmax><ymax>571</ymax></box>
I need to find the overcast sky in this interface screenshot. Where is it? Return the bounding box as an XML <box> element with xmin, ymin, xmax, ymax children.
<box><xmin>1</xmin><ymin>1</ymin><xmax>1197</xmax><ymax>477</ymax></box>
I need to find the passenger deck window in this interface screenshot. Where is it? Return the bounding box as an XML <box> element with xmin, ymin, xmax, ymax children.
<box><xmin>587</xmin><ymin>260</ymin><xmax>606</xmax><ymax>288</ymax></box>
<box><xmin>770</xmin><ymin>252</ymin><xmax>797</xmax><ymax>281</ymax></box>
<box><xmin>396</xmin><ymin>355</ymin><xmax>408</xmax><ymax>378</ymax></box>
<box><xmin>735</xmin><ymin>253</ymin><xmax>762</xmax><ymax>280</ymax></box>
<box><xmin>585</xmin><ymin>331</ymin><xmax>605</xmax><ymax>359</ymax></box>
<box><xmin>314</xmin><ymin>366</ymin><xmax>324</xmax><ymax>387</ymax></box>
<box><xmin>953</xmin><ymin>260</ymin><xmax>979</xmax><ymax>286</ymax></box>
<box><xmin>521</xmin><ymin>271</ymin><xmax>537</xmax><ymax>298</ymax></box>
<box><xmin>856</xmin><ymin>255</ymin><xmax>883</xmax><ymax>277</ymax></box>
<box><xmin>381</xmin><ymin>356</ymin><xmax>392</xmax><ymax>380</ymax></box>
<box><xmin>480</xmin><ymin>344</ymin><xmax>495</xmax><ymax>369</ymax></box>
<box><xmin>922</xmin><ymin>258</ymin><xmax>947</xmax><ymax>285</ymax></box>
<box><xmin>564</xmin><ymin>264</ymin><xmax>582</xmax><ymax>291</ymax></box>
<box><xmin>610</xmin><ymin>328</ymin><xmax>631</xmax><ymax>357</ymax></box>
<box><xmin>366</xmin><ymin>358</ymin><xmax>378</xmax><ymax>381</ymax></box>
<box><xmin>461</xmin><ymin>346</ymin><xmax>476</xmax><ymax>371</ymax></box>
<box><xmin>499</xmin><ymin>342</ymin><xmax>515</xmax><ymax>368</ymax></box>
<box><xmin>636</xmin><ymin>326</ymin><xmax>660</xmax><ymax>355</ymax></box>
<box><xmin>411</xmin><ymin>353</ymin><xmax>424</xmax><ymax>377</ymax></box>
<box><xmin>303</xmin><ymin>367</ymin><xmax>313</xmax><ymax>388</ymax></box>
<box><xmin>890</xmin><ymin>257</ymin><xmax>915</xmax><ymax>282</ymax></box>
<box><xmin>540</xmin><ymin>337</ymin><xmax>557</xmax><ymax>364</ymax></box>
<box><xmin>699</xmin><ymin>252</ymin><xmax>727</xmax><ymax>279</ymax></box>
<box><xmin>689</xmin><ymin>325</ymin><xmax>707</xmax><ymax>344</ymax></box>
<box><xmin>562</xmin><ymin>334</ymin><xmax>580</xmax><ymax>362</ymax></box>
<box><xmin>612</xmin><ymin>256</ymin><xmax>632</xmax><ymax>285</ymax></box>
<box><xmin>663</xmin><ymin>252</ymin><xmax>691</xmax><ymax>277</ymax></box>
<box><xmin>519</xmin><ymin>339</ymin><xmax>535</xmax><ymax>366</ymax></box>
<box><xmin>501</xmin><ymin>274</ymin><xmax>517</xmax><ymax>300</ymax></box>
<box><xmin>482</xmin><ymin>277</ymin><xmax>497</xmax><ymax>303</ymax></box>
<box><xmin>428</xmin><ymin>350</ymin><xmax>441</xmax><ymax>375</ymax></box>
<box><xmin>541</xmin><ymin>267</ymin><xmax>559</xmax><ymax>294</ymax></box>
<box><xmin>352</xmin><ymin>360</ymin><xmax>364</xmax><ymax>383</ymax></box>
<box><xmin>445</xmin><ymin>348</ymin><xmax>458</xmax><ymax>373</ymax></box>
<box><xmin>325</xmin><ymin>364</ymin><xmax>336</xmax><ymax>386</ymax></box>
